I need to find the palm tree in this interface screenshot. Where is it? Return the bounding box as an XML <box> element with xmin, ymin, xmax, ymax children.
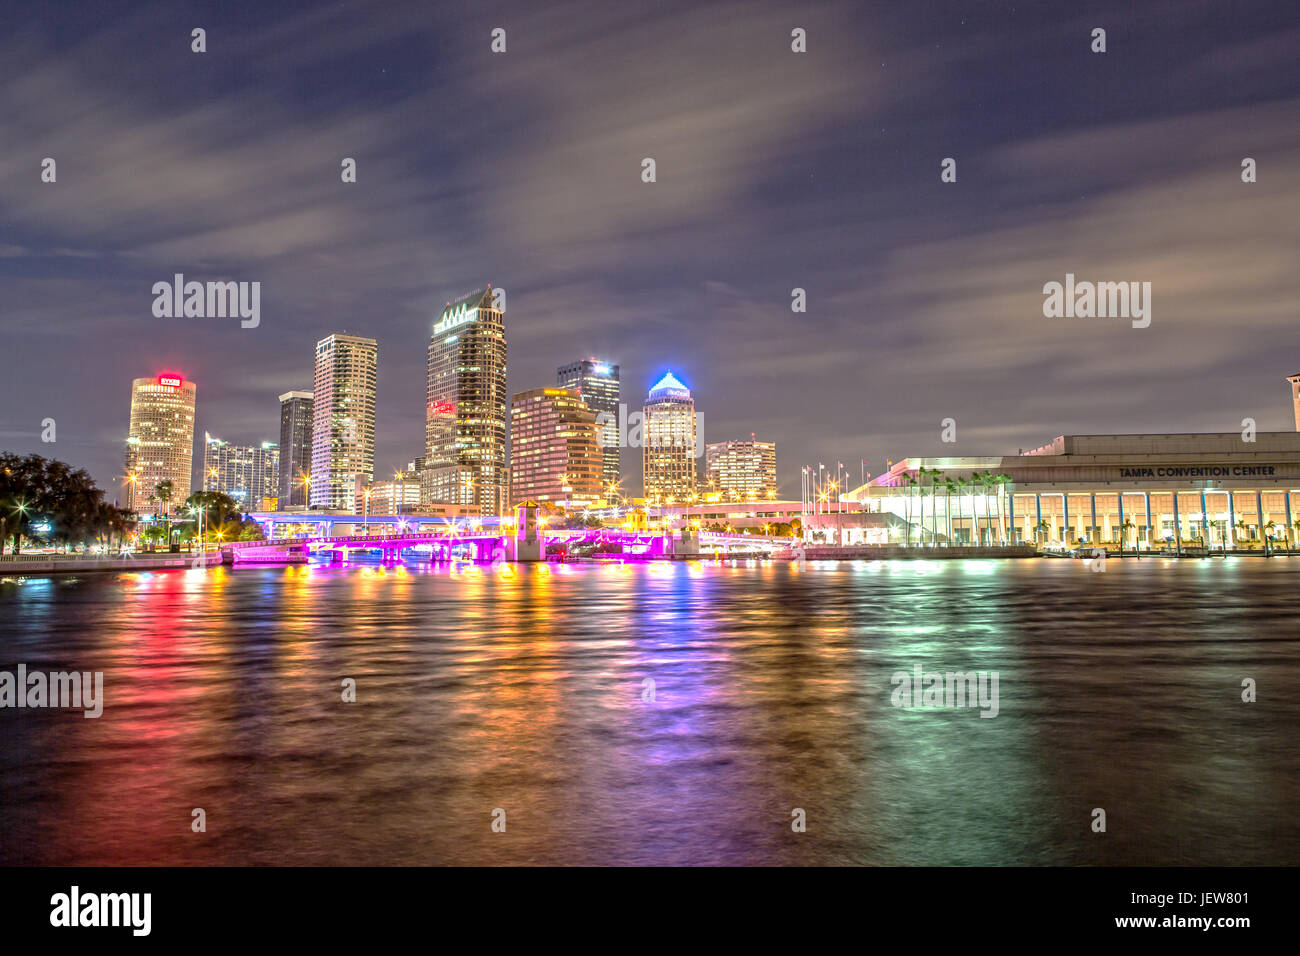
<box><xmin>1233</xmin><ymin>512</ymin><xmax>1248</xmax><ymax>549</ymax></box>
<box><xmin>918</xmin><ymin>467</ymin><xmax>937</xmax><ymax>544</ymax></box>
<box><xmin>941</xmin><ymin>475</ymin><xmax>955</xmax><ymax>545</ymax></box>
<box><xmin>902</xmin><ymin>473</ymin><xmax>918</xmax><ymax>545</ymax></box>
<box><xmin>154</xmin><ymin>479</ymin><xmax>173</xmax><ymax>516</ymax></box>
<box><xmin>917</xmin><ymin>480</ymin><xmax>928</xmax><ymax>545</ymax></box>
<box><xmin>970</xmin><ymin>471</ymin><xmax>989</xmax><ymax>545</ymax></box>
<box><xmin>154</xmin><ymin>479</ymin><xmax>174</xmax><ymax>549</ymax></box>
<box><xmin>1120</xmin><ymin>518</ymin><xmax>1135</xmax><ymax>556</ymax></box>
<box><xmin>989</xmin><ymin>473</ymin><xmax>1011</xmax><ymax>544</ymax></box>
<box><xmin>925</xmin><ymin>467</ymin><xmax>943</xmax><ymax>543</ymax></box>
<box><xmin>1035</xmin><ymin>518</ymin><xmax>1050</xmax><ymax>547</ymax></box>
<box><xmin>1265</xmin><ymin>519</ymin><xmax>1277</xmax><ymax>556</ymax></box>
<box><xmin>954</xmin><ymin>476</ymin><xmax>970</xmax><ymax>544</ymax></box>
<box><xmin>980</xmin><ymin>471</ymin><xmax>995</xmax><ymax>545</ymax></box>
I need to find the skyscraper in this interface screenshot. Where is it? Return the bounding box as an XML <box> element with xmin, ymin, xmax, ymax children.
<box><xmin>557</xmin><ymin>359</ymin><xmax>620</xmax><ymax>493</ymax></box>
<box><xmin>311</xmin><ymin>333</ymin><xmax>378</xmax><ymax>510</ymax></box>
<box><xmin>423</xmin><ymin>287</ymin><xmax>507</xmax><ymax>516</ymax></box>
<box><xmin>277</xmin><ymin>390</ymin><xmax>314</xmax><ymax>507</ymax></box>
<box><xmin>202</xmin><ymin>433</ymin><xmax>279</xmax><ymax>509</ymax></box>
<box><xmin>642</xmin><ymin>371</ymin><xmax>698</xmax><ymax>502</ymax></box>
<box><xmin>123</xmin><ymin>374</ymin><xmax>196</xmax><ymax>513</ymax></box>
<box><xmin>705</xmin><ymin>438</ymin><xmax>777</xmax><ymax>500</ymax></box>
<box><xmin>510</xmin><ymin>387</ymin><xmax>604</xmax><ymax>507</ymax></box>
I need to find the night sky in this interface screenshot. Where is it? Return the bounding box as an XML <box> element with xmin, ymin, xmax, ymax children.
<box><xmin>1</xmin><ymin>0</ymin><xmax>1297</xmax><ymax>502</ymax></box>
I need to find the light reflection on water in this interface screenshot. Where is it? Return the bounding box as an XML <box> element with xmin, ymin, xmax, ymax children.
<box><xmin>1</xmin><ymin>557</ymin><xmax>1297</xmax><ymax>865</ymax></box>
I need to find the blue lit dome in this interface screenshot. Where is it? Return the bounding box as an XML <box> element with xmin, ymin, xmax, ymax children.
<box><xmin>648</xmin><ymin>371</ymin><xmax>691</xmax><ymax>401</ymax></box>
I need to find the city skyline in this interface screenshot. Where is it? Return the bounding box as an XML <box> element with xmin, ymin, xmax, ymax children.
<box><xmin>94</xmin><ymin>353</ymin><xmax>1300</xmax><ymax>512</ymax></box>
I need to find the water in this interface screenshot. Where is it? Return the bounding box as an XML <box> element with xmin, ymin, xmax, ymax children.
<box><xmin>1</xmin><ymin>557</ymin><xmax>1297</xmax><ymax>866</ymax></box>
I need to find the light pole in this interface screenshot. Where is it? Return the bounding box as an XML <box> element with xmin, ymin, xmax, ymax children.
<box><xmin>191</xmin><ymin>503</ymin><xmax>204</xmax><ymax>560</ymax></box>
<box><xmin>829</xmin><ymin>478</ymin><xmax>841</xmax><ymax>544</ymax></box>
<box><xmin>363</xmin><ymin>487</ymin><xmax>371</xmax><ymax>533</ymax></box>
<box><xmin>395</xmin><ymin>471</ymin><xmax>404</xmax><ymax>519</ymax></box>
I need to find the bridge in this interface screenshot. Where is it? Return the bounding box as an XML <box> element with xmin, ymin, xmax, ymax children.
<box><xmin>230</xmin><ymin>506</ymin><xmax>795</xmax><ymax>565</ymax></box>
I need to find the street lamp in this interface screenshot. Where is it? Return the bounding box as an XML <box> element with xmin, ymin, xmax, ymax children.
<box><xmin>190</xmin><ymin>504</ymin><xmax>204</xmax><ymax>559</ymax></box>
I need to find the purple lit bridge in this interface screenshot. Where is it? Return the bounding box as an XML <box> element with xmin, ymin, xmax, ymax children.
<box><xmin>230</xmin><ymin>507</ymin><xmax>796</xmax><ymax>566</ymax></box>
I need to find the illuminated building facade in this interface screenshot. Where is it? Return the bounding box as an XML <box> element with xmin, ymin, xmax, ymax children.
<box><xmin>557</xmin><ymin>359</ymin><xmax>620</xmax><ymax>490</ymax></box>
<box><xmin>423</xmin><ymin>287</ymin><xmax>508</xmax><ymax>516</ymax></box>
<box><xmin>311</xmin><ymin>333</ymin><xmax>378</xmax><ymax>510</ymax></box>
<box><xmin>510</xmin><ymin>387</ymin><xmax>603</xmax><ymax>506</ymax></box>
<box><xmin>202</xmin><ymin>433</ymin><xmax>279</xmax><ymax>510</ymax></box>
<box><xmin>123</xmin><ymin>374</ymin><xmax>196</xmax><ymax>513</ymax></box>
<box><xmin>277</xmin><ymin>390</ymin><xmax>314</xmax><ymax>507</ymax></box>
<box><xmin>848</xmin><ymin>432</ymin><xmax>1300</xmax><ymax>549</ymax></box>
<box><xmin>642</xmin><ymin>371</ymin><xmax>698</xmax><ymax>502</ymax></box>
<box><xmin>353</xmin><ymin>471</ymin><xmax>421</xmax><ymax>515</ymax></box>
<box><xmin>705</xmin><ymin>438</ymin><xmax>777</xmax><ymax>500</ymax></box>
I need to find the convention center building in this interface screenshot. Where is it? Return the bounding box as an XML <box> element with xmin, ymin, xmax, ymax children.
<box><xmin>844</xmin><ymin>431</ymin><xmax>1300</xmax><ymax>549</ymax></box>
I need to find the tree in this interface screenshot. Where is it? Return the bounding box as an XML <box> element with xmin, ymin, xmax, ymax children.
<box><xmin>990</xmin><ymin>473</ymin><xmax>1012</xmax><ymax>544</ymax></box>
<box><xmin>184</xmin><ymin>490</ymin><xmax>240</xmax><ymax>536</ymax></box>
<box><xmin>941</xmin><ymin>475</ymin><xmax>955</xmax><ymax>544</ymax></box>
<box><xmin>155</xmin><ymin>479</ymin><xmax>174</xmax><ymax>516</ymax></box>
<box><xmin>0</xmin><ymin>452</ymin><xmax>37</xmax><ymax>553</ymax></box>
<box><xmin>972</xmin><ymin>471</ymin><xmax>992</xmax><ymax>545</ymax></box>
<box><xmin>0</xmin><ymin>453</ymin><xmax>110</xmax><ymax>553</ymax></box>
<box><xmin>96</xmin><ymin>503</ymin><xmax>134</xmax><ymax>551</ymax></box>
<box><xmin>954</xmin><ymin>476</ymin><xmax>970</xmax><ymax>543</ymax></box>
<box><xmin>918</xmin><ymin>466</ymin><xmax>938</xmax><ymax>544</ymax></box>
<box><xmin>902</xmin><ymin>473</ymin><xmax>918</xmax><ymax>545</ymax></box>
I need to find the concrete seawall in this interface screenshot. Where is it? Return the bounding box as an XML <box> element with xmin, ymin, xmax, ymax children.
<box><xmin>0</xmin><ymin>553</ymin><xmax>214</xmax><ymax>574</ymax></box>
<box><xmin>803</xmin><ymin>545</ymin><xmax>1040</xmax><ymax>560</ymax></box>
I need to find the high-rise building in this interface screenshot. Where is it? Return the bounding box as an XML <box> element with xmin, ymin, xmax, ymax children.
<box><xmin>1287</xmin><ymin>374</ymin><xmax>1300</xmax><ymax>432</ymax></box>
<box><xmin>354</xmin><ymin>470</ymin><xmax>421</xmax><ymax>516</ymax></box>
<box><xmin>123</xmin><ymin>374</ymin><xmax>197</xmax><ymax>513</ymax></box>
<box><xmin>277</xmin><ymin>390</ymin><xmax>314</xmax><ymax>507</ymax></box>
<box><xmin>557</xmin><ymin>359</ymin><xmax>620</xmax><ymax>493</ymax></box>
<box><xmin>423</xmin><ymin>287</ymin><xmax>507</xmax><ymax>516</ymax></box>
<box><xmin>311</xmin><ymin>333</ymin><xmax>378</xmax><ymax>510</ymax></box>
<box><xmin>202</xmin><ymin>433</ymin><xmax>279</xmax><ymax>509</ymax></box>
<box><xmin>705</xmin><ymin>438</ymin><xmax>777</xmax><ymax>500</ymax></box>
<box><xmin>510</xmin><ymin>387</ymin><xmax>604</xmax><ymax>507</ymax></box>
<box><xmin>642</xmin><ymin>371</ymin><xmax>698</xmax><ymax>503</ymax></box>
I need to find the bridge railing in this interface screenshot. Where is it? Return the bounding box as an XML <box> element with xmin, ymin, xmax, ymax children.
<box><xmin>221</xmin><ymin>537</ymin><xmax>307</xmax><ymax>549</ymax></box>
<box><xmin>311</xmin><ymin>530</ymin><xmax>499</xmax><ymax>545</ymax></box>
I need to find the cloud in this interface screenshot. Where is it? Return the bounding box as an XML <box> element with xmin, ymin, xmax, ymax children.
<box><xmin>0</xmin><ymin>1</ymin><xmax>1297</xmax><ymax>497</ymax></box>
